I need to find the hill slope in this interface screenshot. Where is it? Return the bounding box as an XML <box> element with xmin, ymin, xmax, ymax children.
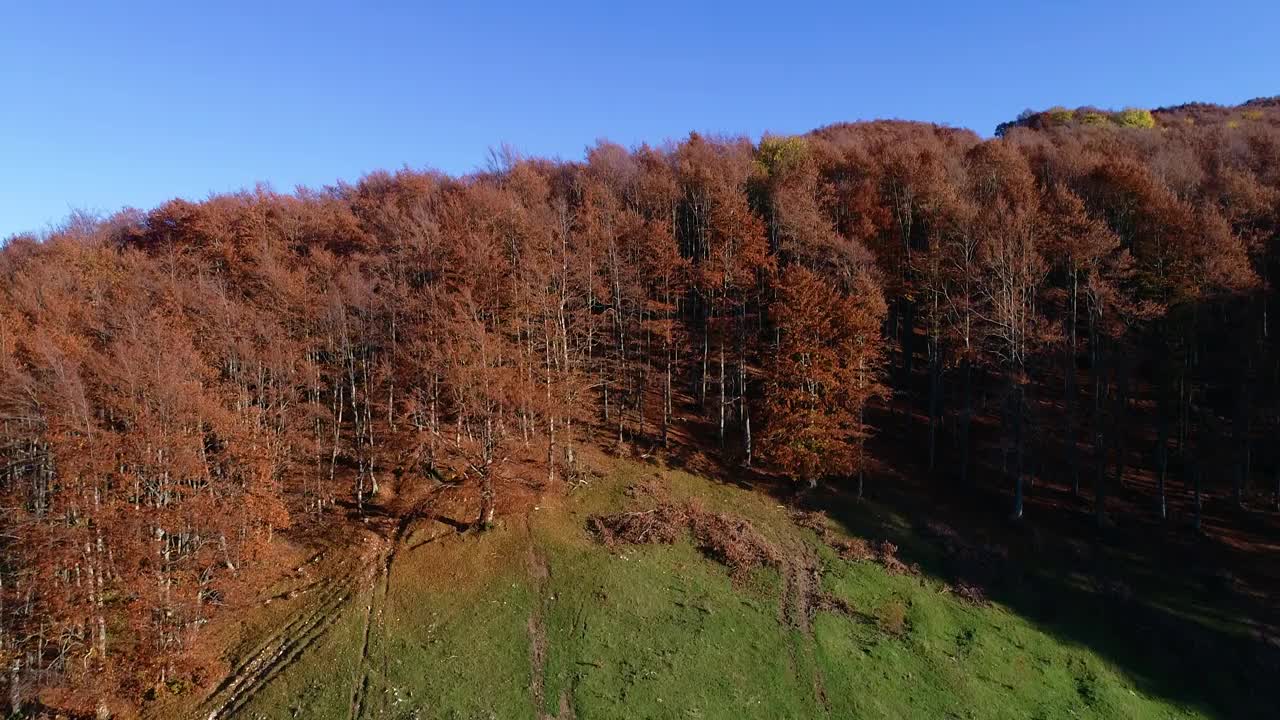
<box><xmin>179</xmin><ymin>458</ymin><xmax>1247</xmax><ymax>720</ymax></box>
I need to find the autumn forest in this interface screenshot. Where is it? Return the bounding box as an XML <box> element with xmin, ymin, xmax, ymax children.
<box><xmin>4</xmin><ymin>97</ymin><xmax>1280</xmax><ymax>716</ymax></box>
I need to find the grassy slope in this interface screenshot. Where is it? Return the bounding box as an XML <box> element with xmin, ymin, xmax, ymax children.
<box><xmin>229</xmin><ymin>459</ymin><xmax>1217</xmax><ymax>720</ymax></box>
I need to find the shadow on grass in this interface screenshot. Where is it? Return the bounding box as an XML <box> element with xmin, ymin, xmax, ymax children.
<box><xmin>804</xmin><ymin>470</ymin><xmax>1280</xmax><ymax>720</ymax></box>
<box><xmin>621</xmin><ymin>393</ymin><xmax>1280</xmax><ymax>717</ymax></box>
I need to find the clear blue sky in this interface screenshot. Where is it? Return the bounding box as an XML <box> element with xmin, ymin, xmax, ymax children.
<box><xmin>2</xmin><ymin>1</ymin><xmax>1277</xmax><ymax>238</ymax></box>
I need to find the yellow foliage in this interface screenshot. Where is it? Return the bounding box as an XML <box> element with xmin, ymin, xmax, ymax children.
<box><xmin>1115</xmin><ymin>108</ymin><xmax>1155</xmax><ymax>128</ymax></box>
<box><xmin>1046</xmin><ymin>107</ymin><xmax>1075</xmax><ymax>125</ymax></box>
<box><xmin>756</xmin><ymin>135</ymin><xmax>810</xmax><ymax>177</ymax></box>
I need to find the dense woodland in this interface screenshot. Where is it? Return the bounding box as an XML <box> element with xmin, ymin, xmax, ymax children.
<box><xmin>3</xmin><ymin>97</ymin><xmax>1280</xmax><ymax>711</ymax></box>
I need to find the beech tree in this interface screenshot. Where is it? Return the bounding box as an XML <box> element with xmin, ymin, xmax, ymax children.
<box><xmin>758</xmin><ymin>265</ymin><xmax>885</xmax><ymax>489</ymax></box>
<box><xmin>4</xmin><ymin>99</ymin><xmax>1280</xmax><ymax>715</ymax></box>
<box><xmin>968</xmin><ymin>141</ymin><xmax>1049</xmax><ymax>519</ymax></box>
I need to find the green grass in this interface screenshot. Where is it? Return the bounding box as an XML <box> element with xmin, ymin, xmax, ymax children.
<box><xmin>814</xmin><ymin>551</ymin><xmax>1206</xmax><ymax>719</ymax></box>
<box><xmin>235</xmin><ymin>525</ymin><xmax>540</xmax><ymax>720</ymax></box>
<box><xmin>233</xmin><ymin>585</ymin><xmax>374</xmax><ymax>720</ymax></box>
<box><xmin>369</xmin><ymin>530</ymin><xmax>539</xmax><ymax>719</ymax></box>
<box><xmin>223</xmin><ymin>459</ymin><xmax>1228</xmax><ymax>719</ymax></box>
<box><xmin>537</xmin><ymin>532</ymin><xmax>817</xmax><ymax>719</ymax></box>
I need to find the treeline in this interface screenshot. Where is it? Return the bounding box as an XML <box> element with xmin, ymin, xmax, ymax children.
<box><xmin>3</xmin><ymin>100</ymin><xmax>1280</xmax><ymax>710</ymax></box>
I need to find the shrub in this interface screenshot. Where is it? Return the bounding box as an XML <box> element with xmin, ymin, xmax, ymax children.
<box><xmin>589</xmin><ymin>483</ymin><xmax>782</xmax><ymax>579</ymax></box>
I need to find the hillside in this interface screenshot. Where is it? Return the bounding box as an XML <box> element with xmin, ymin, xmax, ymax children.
<box><xmin>5</xmin><ymin>97</ymin><xmax>1280</xmax><ymax>718</ymax></box>
<box><xmin>169</xmin><ymin>456</ymin><xmax>1256</xmax><ymax>720</ymax></box>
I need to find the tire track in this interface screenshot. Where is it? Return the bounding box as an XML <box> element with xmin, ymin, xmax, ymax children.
<box><xmin>199</xmin><ymin>479</ymin><xmax>473</xmax><ymax>720</ymax></box>
<box><xmin>347</xmin><ymin>557</ymin><xmax>386</xmax><ymax>720</ymax></box>
<box><xmin>349</xmin><ymin>509</ymin><xmax>427</xmax><ymax>720</ymax></box>
<box><xmin>190</xmin><ymin>533</ymin><xmax>399</xmax><ymax>720</ymax></box>
<box><xmin>198</xmin><ymin>483</ymin><xmax>460</xmax><ymax>720</ymax></box>
<box><xmin>780</xmin><ymin>548</ymin><xmax>833</xmax><ymax>716</ymax></box>
<box><xmin>527</xmin><ymin>544</ymin><xmax>551</xmax><ymax>718</ymax></box>
<box><xmin>194</xmin><ymin>568</ymin><xmax>362</xmax><ymax>720</ymax></box>
<box><xmin>527</xmin><ymin>537</ymin><xmax>576</xmax><ymax>720</ymax></box>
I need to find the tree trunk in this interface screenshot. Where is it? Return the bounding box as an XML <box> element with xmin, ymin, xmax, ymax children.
<box><xmin>928</xmin><ymin>336</ymin><xmax>942</xmax><ymax>474</ymax></box>
<box><xmin>1011</xmin><ymin>379</ymin><xmax>1025</xmax><ymax>520</ymax></box>
<box><xmin>662</xmin><ymin>354</ymin><xmax>671</xmax><ymax>447</ymax></box>
<box><xmin>901</xmin><ymin>300</ymin><xmax>915</xmax><ymax>429</ymax></box>
<box><xmin>1091</xmin><ymin>318</ymin><xmax>1107</xmax><ymax>528</ymax></box>
<box><xmin>960</xmin><ymin>356</ymin><xmax>972</xmax><ymax>487</ymax></box>
<box><xmin>699</xmin><ymin>308</ymin><xmax>709</xmax><ymax>407</ymax></box>
<box><xmin>477</xmin><ymin>469</ymin><xmax>495</xmax><ymax>530</ymax></box>
<box><xmin>546</xmin><ymin>339</ymin><xmax>556</xmax><ymax>486</ymax></box>
<box><xmin>718</xmin><ymin>341</ymin><xmax>726</xmax><ymax>447</ymax></box>
<box><xmin>1273</xmin><ymin>451</ymin><xmax>1279</xmax><ymax>511</ymax></box>
<box><xmin>8</xmin><ymin>657</ymin><xmax>19</xmax><ymax>715</ymax></box>
<box><xmin>1115</xmin><ymin>352</ymin><xmax>1129</xmax><ymax>491</ymax></box>
<box><xmin>1157</xmin><ymin>411</ymin><xmax>1169</xmax><ymax>521</ymax></box>
<box><xmin>1234</xmin><ymin>372</ymin><xmax>1248</xmax><ymax>507</ymax></box>
<box><xmin>1193</xmin><ymin>461</ymin><xmax>1203</xmax><ymax>532</ymax></box>
<box><xmin>1067</xmin><ymin>270</ymin><xmax>1079</xmax><ymax>495</ymax></box>
<box><xmin>1095</xmin><ymin>427</ymin><xmax>1108</xmax><ymax>528</ymax></box>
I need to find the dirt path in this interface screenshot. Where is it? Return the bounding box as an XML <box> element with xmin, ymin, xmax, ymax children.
<box><xmin>525</xmin><ymin>521</ymin><xmax>576</xmax><ymax>720</ymax></box>
<box><xmin>347</xmin><ymin>583</ymin><xmax>378</xmax><ymax>720</ymax></box>
<box><xmin>776</xmin><ymin>548</ymin><xmax>830</xmax><ymax>716</ymax></box>
<box><xmin>526</xmin><ymin>543</ymin><xmax>550</xmax><ymax>718</ymax></box>
<box><xmin>349</xmin><ymin>500</ymin><xmax>431</xmax><ymax>720</ymax></box>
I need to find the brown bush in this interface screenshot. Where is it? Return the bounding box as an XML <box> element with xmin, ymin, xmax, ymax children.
<box><xmin>875</xmin><ymin>541</ymin><xmax>918</xmax><ymax>576</ymax></box>
<box><xmin>791</xmin><ymin>509</ymin><xmax>830</xmax><ymax>534</ymax></box>
<box><xmin>587</xmin><ymin>504</ymin><xmax>687</xmax><ymax>547</ymax></box>
<box><xmin>625</xmin><ymin>476</ymin><xmax>671</xmax><ymax>502</ymax></box>
<box><xmin>953</xmin><ymin>582</ymin><xmax>988</xmax><ymax>605</ymax></box>
<box><xmin>589</xmin><ymin>483</ymin><xmax>782</xmax><ymax>578</ymax></box>
<box><xmin>829</xmin><ymin>535</ymin><xmax>875</xmax><ymax>562</ymax></box>
<box><xmin>687</xmin><ymin>504</ymin><xmax>783</xmax><ymax>577</ymax></box>
<box><xmin>790</xmin><ymin>509</ymin><xmax>917</xmax><ymax>575</ymax></box>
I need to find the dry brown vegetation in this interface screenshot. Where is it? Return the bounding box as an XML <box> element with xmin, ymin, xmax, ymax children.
<box><xmin>4</xmin><ymin>97</ymin><xmax>1280</xmax><ymax>715</ymax></box>
<box><xmin>588</xmin><ymin>480</ymin><xmax>782</xmax><ymax>579</ymax></box>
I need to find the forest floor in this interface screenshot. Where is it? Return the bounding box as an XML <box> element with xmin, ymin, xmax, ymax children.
<box><xmin>155</xmin><ymin>449</ymin><xmax>1275</xmax><ymax>720</ymax></box>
